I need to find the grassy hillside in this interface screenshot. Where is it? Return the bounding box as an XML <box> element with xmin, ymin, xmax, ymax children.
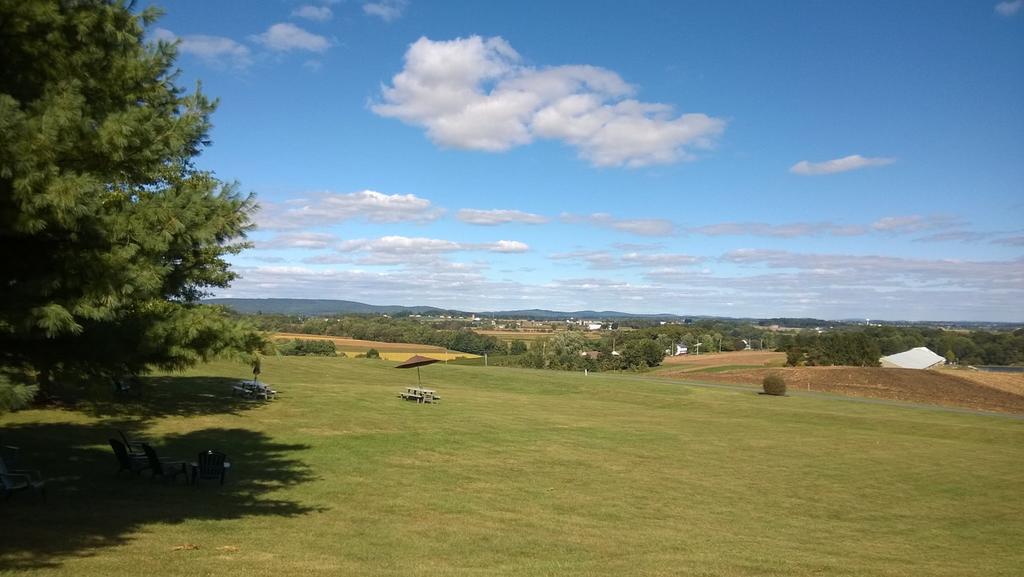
<box><xmin>1</xmin><ymin>357</ymin><xmax>1021</xmax><ymax>576</ymax></box>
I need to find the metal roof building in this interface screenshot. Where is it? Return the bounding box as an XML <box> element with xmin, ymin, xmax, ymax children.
<box><xmin>879</xmin><ymin>347</ymin><xmax>946</xmax><ymax>370</ymax></box>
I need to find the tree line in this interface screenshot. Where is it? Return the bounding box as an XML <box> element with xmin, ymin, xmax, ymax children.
<box><xmin>249</xmin><ymin>314</ymin><xmax>502</xmax><ymax>356</ymax></box>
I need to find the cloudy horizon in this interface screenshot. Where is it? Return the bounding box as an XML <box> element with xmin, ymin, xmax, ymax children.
<box><xmin>149</xmin><ymin>1</ymin><xmax>1023</xmax><ymax>322</ymax></box>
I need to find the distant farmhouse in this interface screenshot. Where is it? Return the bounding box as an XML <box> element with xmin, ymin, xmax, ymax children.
<box><xmin>879</xmin><ymin>347</ymin><xmax>946</xmax><ymax>370</ymax></box>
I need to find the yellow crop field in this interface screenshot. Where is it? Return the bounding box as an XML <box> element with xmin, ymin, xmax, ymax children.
<box><xmin>477</xmin><ymin>330</ymin><xmax>601</xmax><ymax>348</ymax></box>
<box><xmin>476</xmin><ymin>330</ymin><xmax>555</xmax><ymax>342</ymax></box>
<box><xmin>272</xmin><ymin>333</ymin><xmax>479</xmax><ymax>361</ymax></box>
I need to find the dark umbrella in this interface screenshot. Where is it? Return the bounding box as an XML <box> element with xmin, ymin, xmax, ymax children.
<box><xmin>395</xmin><ymin>355</ymin><xmax>440</xmax><ymax>386</ymax></box>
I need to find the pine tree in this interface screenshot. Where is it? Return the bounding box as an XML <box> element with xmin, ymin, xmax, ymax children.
<box><xmin>0</xmin><ymin>0</ymin><xmax>263</xmax><ymax>405</ymax></box>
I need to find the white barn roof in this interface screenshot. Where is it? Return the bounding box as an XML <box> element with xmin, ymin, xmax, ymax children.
<box><xmin>879</xmin><ymin>347</ymin><xmax>945</xmax><ymax>370</ymax></box>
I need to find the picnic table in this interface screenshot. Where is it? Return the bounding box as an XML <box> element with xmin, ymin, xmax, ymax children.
<box><xmin>232</xmin><ymin>380</ymin><xmax>277</xmax><ymax>400</ymax></box>
<box><xmin>398</xmin><ymin>386</ymin><xmax>440</xmax><ymax>404</ymax></box>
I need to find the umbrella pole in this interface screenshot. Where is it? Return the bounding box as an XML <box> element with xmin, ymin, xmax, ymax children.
<box><xmin>417</xmin><ymin>366</ymin><xmax>421</xmax><ymax>385</ymax></box>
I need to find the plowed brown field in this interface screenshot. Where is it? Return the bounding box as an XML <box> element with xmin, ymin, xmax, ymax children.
<box><xmin>660</xmin><ymin>350</ymin><xmax>785</xmax><ymax>369</ymax></box>
<box><xmin>661</xmin><ymin>364</ymin><xmax>1024</xmax><ymax>414</ymax></box>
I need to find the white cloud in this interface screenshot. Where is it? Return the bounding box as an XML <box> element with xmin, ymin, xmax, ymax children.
<box><xmin>338</xmin><ymin>236</ymin><xmax>461</xmax><ymax>256</ymax></box>
<box><xmin>721</xmin><ymin>249</ymin><xmax>1024</xmax><ymax>291</ymax></box>
<box><xmin>293</xmin><ymin>5</ymin><xmax>333</xmax><ymax>21</ymax></box>
<box><xmin>789</xmin><ymin>154</ymin><xmax>895</xmax><ymax>175</ymax></box>
<box><xmin>153</xmin><ymin>28</ymin><xmax>251</xmax><ymax>69</ymax></box>
<box><xmin>992</xmin><ymin>235</ymin><xmax>1024</xmax><ymax>246</ymax></box>
<box><xmin>689</xmin><ymin>221</ymin><xmax>866</xmax><ymax>238</ymax></box>
<box><xmin>217</xmin><ymin>248</ymin><xmax>1024</xmax><ymax>321</ymax></box>
<box><xmin>318</xmin><ymin>235</ymin><xmax>529</xmax><ymax>265</ymax></box>
<box><xmin>363</xmin><ymin>0</ymin><xmax>408</xmax><ymax>22</ymax></box>
<box><xmin>256</xmin><ymin>232</ymin><xmax>338</xmax><ymax>250</ymax></box>
<box><xmin>457</xmin><ymin>209</ymin><xmax>548</xmax><ymax>225</ymax></box>
<box><xmin>995</xmin><ymin>1</ymin><xmax>1024</xmax><ymax>16</ymax></box>
<box><xmin>484</xmin><ymin>240</ymin><xmax>530</xmax><ymax>253</ymax></box>
<box><xmin>552</xmin><ymin>249</ymin><xmax>702</xmax><ymax>270</ymax></box>
<box><xmin>561</xmin><ymin>212</ymin><xmax>676</xmax><ymax>236</ymax></box>
<box><xmin>252</xmin><ymin>23</ymin><xmax>331</xmax><ymax>53</ymax></box>
<box><xmin>372</xmin><ymin>36</ymin><xmax>725</xmax><ymax>167</ymax></box>
<box><xmin>257</xmin><ymin>190</ymin><xmax>443</xmax><ymax>230</ymax></box>
<box><xmin>870</xmin><ymin>214</ymin><xmax>963</xmax><ymax>234</ymax></box>
<box><xmin>914</xmin><ymin>231</ymin><xmax>988</xmax><ymax>243</ymax></box>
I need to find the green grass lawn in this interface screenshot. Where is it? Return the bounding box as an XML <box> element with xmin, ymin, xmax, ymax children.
<box><xmin>2</xmin><ymin>357</ymin><xmax>1022</xmax><ymax>576</ymax></box>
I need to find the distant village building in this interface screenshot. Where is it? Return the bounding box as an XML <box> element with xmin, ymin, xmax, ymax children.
<box><xmin>879</xmin><ymin>347</ymin><xmax>946</xmax><ymax>370</ymax></box>
<box><xmin>587</xmin><ymin>323</ymin><xmax>603</xmax><ymax>331</ymax></box>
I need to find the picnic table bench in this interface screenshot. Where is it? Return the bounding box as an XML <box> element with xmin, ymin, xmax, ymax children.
<box><xmin>398</xmin><ymin>387</ymin><xmax>441</xmax><ymax>404</ymax></box>
<box><xmin>232</xmin><ymin>380</ymin><xmax>277</xmax><ymax>400</ymax></box>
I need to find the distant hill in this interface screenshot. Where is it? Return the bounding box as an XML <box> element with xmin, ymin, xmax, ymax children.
<box><xmin>477</xmin><ymin>309</ymin><xmax>686</xmax><ymax>320</ymax></box>
<box><xmin>203</xmin><ymin>298</ymin><xmax>685</xmax><ymax>320</ymax></box>
<box><xmin>204</xmin><ymin>298</ymin><xmax>456</xmax><ymax>316</ymax></box>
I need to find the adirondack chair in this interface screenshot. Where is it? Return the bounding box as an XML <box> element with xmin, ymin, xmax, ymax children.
<box><xmin>141</xmin><ymin>443</ymin><xmax>188</xmax><ymax>484</ymax></box>
<box><xmin>0</xmin><ymin>451</ymin><xmax>46</xmax><ymax>500</ymax></box>
<box><xmin>191</xmin><ymin>450</ymin><xmax>230</xmax><ymax>486</ymax></box>
<box><xmin>117</xmin><ymin>430</ymin><xmax>148</xmax><ymax>457</ymax></box>
<box><xmin>1</xmin><ymin>445</ymin><xmax>18</xmax><ymax>469</ymax></box>
<box><xmin>109</xmin><ymin>439</ymin><xmax>150</xmax><ymax>476</ymax></box>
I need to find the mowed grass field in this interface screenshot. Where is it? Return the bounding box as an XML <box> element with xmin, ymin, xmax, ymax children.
<box><xmin>1</xmin><ymin>357</ymin><xmax>1022</xmax><ymax>576</ymax></box>
<box><xmin>272</xmin><ymin>332</ymin><xmax>479</xmax><ymax>361</ymax></box>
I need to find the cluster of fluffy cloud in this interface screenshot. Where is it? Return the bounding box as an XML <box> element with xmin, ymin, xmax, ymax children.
<box><xmin>222</xmin><ymin>246</ymin><xmax>1024</xmax><ymax>320</ymax></box>
<box><xmin>153</xmin><ymin>15</ymin><xmax>333</xmax><ymax>70</ymax></box>
<box><xmin>258</xmin><ymin>233</ymin><xmax>529</xmax><ymax>266</ymax></box>
<box><xmin>257</xmin><ymin>190</ymin><xmax>444</xmax><ymax>230</ymax></box>
<box><xmin>373</xmin><ymin>36</ymin><xmax>725</xmax><ymax>167</ymax></box>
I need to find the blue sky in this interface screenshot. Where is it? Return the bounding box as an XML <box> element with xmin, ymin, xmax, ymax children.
<box><xmin>147</xmin><ymin>0</ymin><xmax>1023</xmax><ymax>321</ymax></box>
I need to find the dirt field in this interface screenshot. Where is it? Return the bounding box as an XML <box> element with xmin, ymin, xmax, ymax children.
<box><xmin>943</xmin><ymin>368</ymin><xmax>1024</xmax><ymax>396</ymax></box>
<box><xmin>661</xmin><ymin>364</ymin><xmax>1024</xmax><ymax>414</ymax></box>
<box><xmin>660</xmin><ymin>350</ymin><xmax>786</xmax><ymax>370</ymax></box>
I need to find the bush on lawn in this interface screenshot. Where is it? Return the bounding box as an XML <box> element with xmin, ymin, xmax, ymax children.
<box><xmin>762</xmin><ymin>373</ymin><xmax>787</xmax><ymax>396</ymax></box>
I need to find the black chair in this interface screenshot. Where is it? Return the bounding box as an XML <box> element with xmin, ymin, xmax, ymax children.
<box><xmin>1</xmin><ymin>445</ymin><xmax>19</xmax><ymax>469</ymax></box>
<box><xmin>141</xmin><ymin>443</ymin><xmax>187</xmax><ymax>484</ymax></box>
<box><xmin>191</xmin><ymin>450</ymin><xmax>230</xmax><ymax>486</ymax></box>
<box><xmin>0</xmin><ymin>448</ymin><xmax>46</xmax><ymax>501</ymax></box>
<box><xmin>109</xmin><ymin>439</ymin><xmax>150</xmax><ymax>476</ymax></box>
<box><xmin>117</xmin><ymin>430</ymin><xmax>147</xmax><ymax>457</ymax></box>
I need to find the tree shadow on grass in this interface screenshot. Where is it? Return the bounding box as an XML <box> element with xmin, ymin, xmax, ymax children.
<box><xmin>0</xmin><ymin>422</ymin><xmax>320</xmax><ymax>570</ymax></box>
<box><xmin>66</xmin><ymin>376</ymin><xmax>271</xmax><ymax>419</ymax></box>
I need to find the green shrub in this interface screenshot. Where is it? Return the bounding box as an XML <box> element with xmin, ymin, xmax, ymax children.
<box><xmin>365</xmin><ymin>348</ymin><xmax>380</xmax><ymax>359</ymax></box>
<box><xmin>276</xmin><ymin>338</ymin><xmax>336</xmax><ymax>357</ymax></box>
<box><xmin>762</xmin><ymin>373</ymin><xmax>787</xmax><ymax>396</ymax></box>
